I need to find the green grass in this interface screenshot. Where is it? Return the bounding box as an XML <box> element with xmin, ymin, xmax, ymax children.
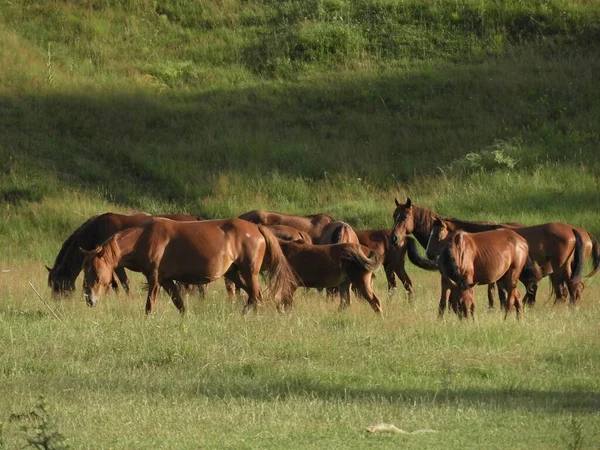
<box><xmin>1</xmin><ymin>0</ymin><xmax>600</xmax><ymax>447</ymax></box>
<box><xmin>1</xmin><ymin>269</ymin><xmax>599</xmax><ymax>449</ymax></box>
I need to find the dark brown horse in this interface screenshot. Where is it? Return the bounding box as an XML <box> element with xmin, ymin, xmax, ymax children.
<box><xmin>276</xmin><ymin>240</ymin><xmax>383</xmax><ymax>313</ymax></box>
<box><xmin>428</xmin><ymin>224</ymin><xmax>539</xmax><ymax>319</ymax></box>
<box><xmin>390</xmin><ymin>198</ymin><xmax>599</xmax><ymax>305</ymax></box>
<box><xmin>356</xmin><ymin>229</ymin><xmax>438</xmax><ymax>298</ymax></box>
<box><xmin>238</xmin><ymin>210</ymin><xmax>334</xmax><ymax>242</ymax></box>
<box><xmin>47</xmin><ymin>212</ymin><xmax>205</xmax><ymax>296</ymax></box>
<box><xmin>81</xmin><ymin>219</ymin><xmax>297</xmax><ymax>314</ymax></box>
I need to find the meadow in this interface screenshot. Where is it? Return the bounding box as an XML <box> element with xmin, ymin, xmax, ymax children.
<box><xmin>1</xmin><ymin>0</ymin><xmax>600</xmax><ymax>448</ymax></box>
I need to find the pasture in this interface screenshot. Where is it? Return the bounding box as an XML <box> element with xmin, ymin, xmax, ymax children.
<box><xmin>2</xmin><ymin>0</ymin><xmax>600</xmax><ymax>448</ymax></box>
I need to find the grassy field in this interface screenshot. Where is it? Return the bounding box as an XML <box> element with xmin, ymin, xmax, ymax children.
<box><xmin>1</xmin><ymin>0</ymin><xmax>600</xmax><ymax>448</ymax></box>
<box><xmin>1</xmin><ymin>268</ymin><xmax>599</xmax><ymax>449</ymax></box>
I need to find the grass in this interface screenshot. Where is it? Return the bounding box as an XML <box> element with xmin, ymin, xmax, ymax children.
<box><xmin>1</xmin><ymin>267</ymin><xmax>599</xmax><ymax>449</ymax></box>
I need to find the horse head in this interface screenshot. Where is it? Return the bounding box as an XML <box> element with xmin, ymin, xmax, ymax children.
<box><xmin>46</xmin><ymin>264</ymin><xmax>76</xmax><ymax>296</ymax></box>
<box><xmin>391</xmin><ymin>197</ymin><xmax>413</xmax><ymax>247</ymax></box>
<box><xmin>80</xmin><ymin>247</ymin><xmax>113</xmax><ymax>307</ymax></box>
<box><xmin>426</xmin><ymin>217</ymin><xmax>449</xmax><ymax>260</ymax></box>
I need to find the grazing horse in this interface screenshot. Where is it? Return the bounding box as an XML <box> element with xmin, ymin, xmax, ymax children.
<box><xmin>267</xmin><ymin>225</ymin><xmax>312</xmax><ymax>243</ymax></box>
<box><xmin>81</xmin><ymin>219</ymin><xmax>297</xmax><ymax>315</ymax></box>
<box><xmin>390</xmin><ymin>198</ymin><xmax>599</xmax><ymax>305</ymax></box>
<box><xmin>356</xmin><ymin>229</ymin><xmax>438</xmax><ymax>298</ymax></box>
<box><xmin>238</xmin><ymin>210</ymin><xmax>334</xmax><ymax>242</ymax></box>
<box><xmin>427</xmin><ymin>224</ymin><xmax>538</xmax><ymax>319</ymax></box>
<box><xmin>276</xmin><ymin>240</ymin><xmax>383</xmax><ymax>313</ymax></box>
<box><xmin>46</xmin><ymin>212</ymin><xmax>204</xmax><ymax>296</ymax></box>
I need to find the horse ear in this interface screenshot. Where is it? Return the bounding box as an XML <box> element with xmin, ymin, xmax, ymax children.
<box><xmin>406</xmin><ymin>197</ymin><xmax>412</xmax><ymax>208</ymax></box>
<box><xmin>433</xmin><ymin>217</ymin><xmax>443</xmax><ymax>227</ymax></box>
<box><xmin>45</xmin><ymin>265</ymin><xmax>52</xmax><ymax>272</ymax></box>
<box><xmin>395</xmin><ymin>198</ymin><xmax>400</xmax><ymax>207</ymax></box>
<box><xmin>79</xmin><ymin>247</ymin><xmax>90</xmax><ymax>256</ymax></box>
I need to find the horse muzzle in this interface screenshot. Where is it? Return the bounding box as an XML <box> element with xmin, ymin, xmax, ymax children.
<box><xmin>84</xmin><ymin>293</ymin><xmax>98</xmax><ymax>307</ymax></box>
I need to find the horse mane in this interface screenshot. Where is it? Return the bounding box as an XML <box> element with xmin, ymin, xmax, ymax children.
<box><xmin>439</xmin><ymin>233</ymin><xmax>469</xmax><ymax>291</ymax></box>
<box><xmin>50</xmin><ymin>214</ymin><xmax>101</xmax><ymax>272</ymax></box>
<box><xmin>50</xmin><ymin>213</ymin><xmax>116</xmax><ymax>281</ymax></box>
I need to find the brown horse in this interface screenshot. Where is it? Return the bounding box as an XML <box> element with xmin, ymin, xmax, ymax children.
<box><xmin>428</xmin><ymin>223</ymin><xmax>539</xmax><ymax>319</ymax></box>
<box><xmin>276</xmin><ymin>240</ymin><xmax>383</xmax><ymax>313</ymax></box>
<box><xmin>356</xmin><ymin>229</ymin><xmax>438</xmax><ymax>298</ymax></box>
<box><xmin>81</xmin><ymin>218</ymin><xmax>297</xmax><ymax>314</ymax></box>
<box><xmin>47</xmin><ymin>212</ymin><xmax>205</xmax><ymax>296</ymax></box>
<box><xmin>316</xmin><ymin>221</ymin><xmax>360</xmax><ymax>245</ymax></box>
<box><xmin>238</xmin><ymin>210</ymin><xmax>334</xmax><ymax>242</ymax></box>
<box><xmin>267</xmin><ymin>224</ymin><xmax>312</xmax><ymax>243</ymax></box>
<box><xmin>390</xmin><ymin>198</ymin><xmax>599</xmax><ymax>305</ymax></box>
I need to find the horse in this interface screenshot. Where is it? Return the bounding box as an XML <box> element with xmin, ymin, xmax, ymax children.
<box><xmin>356</xmin><ymin>229</ymin><xmax>438</xmax><ymax>298</ymax></box>
<box><xmin>390</xmin><ymin>197</ymin><xmax>599</xmax><ymax>305</ymax></box>
<box><xmin>81</xmin><ymin>218</ymin><xmax>297</xmax><ymax>315</ymax></box>
<box><xmin>267</xmin><ymin>224</ymin><xmax>312</xmax><ymax>243</ymax></box>
<box><xmin>426</xmin><ymin>223</ymin><xmax>539</xmax><ymax>319</ymax></box>
<box><xmin>46</xmin><ymin>212</ymin><xmax>206</xmax><ymax>296</ymax></box>
<box><xmin>238</xmin><ymin>210</ymin><xmax>334</xmax><ymax>242</ymax></box>
<box><xmin>275</xmin><ymin>239</ymin><xmax>383</xmax><ymax>313</ymax></box>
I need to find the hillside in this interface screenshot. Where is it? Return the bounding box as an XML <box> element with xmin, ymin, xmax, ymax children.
<box><xmin>1</xmin><ymin>0</ymin><xmax>600</xmax><ymax>260</ymax></box>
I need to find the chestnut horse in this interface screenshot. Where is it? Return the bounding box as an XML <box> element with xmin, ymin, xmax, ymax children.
<box><xmin>316</xmin><ymin>221</ymin><xmax>360</xmax><ymax>245</ymax></box>
<box><xmin>268</xmin><ymin>225</ymin><xmax>312</xmax><ymax>243</ymax></box>
<box><xmin>429</xmin><ymin>225</ymin><xmax>540</xmax><ymax>319</ymax></box>
<box><xmin>391</xmin><ymin>198</ymin><xmax>599</xmax><ymax>305</ymax></box>
<box><xmin>238</xmin><ymin>210</ymin><xmax>334</xmax><ymax>242</ymax></box>
<box><xmin>47</xmin><ymin>212</ymin><xmax>204</xmax><ymax>296</ymax></box>
<box><xmin>356</xmin><ymin>229</ymin><xmax>438</xmax><ymax>298</ymax></box>
<box><xmin>276</xmin><ymin>240</ymin><xmax>383</xmax><ymax>313</ymax></box>
<box><xmin>81</xmin><ymin>218</ymin><xmax>297</xmax><ymax>314</ymax></box>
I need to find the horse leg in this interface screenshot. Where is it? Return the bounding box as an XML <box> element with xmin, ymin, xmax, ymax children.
<box><xmin>394</xmin><ymin>264</ymin><xmax>414</xmax><ymax>301</ymax></box>
<box><xmin>198</xmin><ymin>283</ymin><xmax>208</xmax><ymax>299</ymax></box>
<box><xmin>498</xmin><ymin>286</ymin><xmax>508</xmax><ymax>311</ymax></box>
<box><xmin>145</xmin><ymin>272</ymin><xmax>160</xmax><ymax>314</ymax></box>
<box><xmin>160</xmin><ymin>279</ymin><xmax>185</xmax><ymax>314</ymax></box>
<box><xmin>114</xmin><ymin>267</ymin><xmax>130</xmax><ymax>296</ymax></box>
<box><xmin>352</xmin><ymin>273</ymin><xmax>382</xmax><ymax>313</ymax></box>
<box><xmin>487</xmin><ymin>283</ymin><xmax>496</xmax><ymax>309</ymax></box>
<box><xmin>239</xmin><ymin>265</ymin><xmax>262</xmax><ymax>315</ymax></box>
<box><xmin>461</xmin><ymin>289</ymin><xmax>475</xmax><ymax>320</ymax></box>
<box><xmin>338</xmin><ymin>280</ymin><xmax>352</xmax><ymax>311</ymax></box>
<box><xmin>384</xmin><ymin>262</ymin><xmax>397</xmax><ymax>292</ymax></box>
<box><xmin>550</xmin><ymin>272</ymin><xmax>568</xmax><ymax>305</ymax></box>
<box><xmin>438</xmin><ymin>278</ymin><xmax>451</xmax><ymax>318</ymax></box>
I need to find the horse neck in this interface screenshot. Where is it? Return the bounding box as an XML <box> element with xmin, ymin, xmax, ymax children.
<box><xmin>413</xmin><ymin>206</ymin><xmax>439</xmax><ymax>248</ymax></box>
<box><xmin>110</xmin><ymin>228</ymin><xmax>142</xmax><ymax>264</ymax></box>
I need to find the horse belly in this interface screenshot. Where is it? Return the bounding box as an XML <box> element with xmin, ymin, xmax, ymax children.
<box><xmin>160</xmin><ymin>240</ymin><xmax>231</xmax><ymax>283</ymax></box>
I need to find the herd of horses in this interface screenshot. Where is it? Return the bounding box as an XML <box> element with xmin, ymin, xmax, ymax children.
<box><xmin>45</xmin><ymin>199</ymin><xmax>599</xmax><ymax>319</ymax></box>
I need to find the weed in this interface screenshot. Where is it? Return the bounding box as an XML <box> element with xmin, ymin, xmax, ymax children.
<box><xmin>9</xmin><ymin>397</ymin><xmax>69</xmax><ymax>450</ymax></box>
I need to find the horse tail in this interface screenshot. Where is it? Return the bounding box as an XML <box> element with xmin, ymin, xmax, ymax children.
<box><xmin>331</xmin><ymin>224</ymin><xmax>344</xmax><ymax>244</ymax></box>
<box><xmin>440</xmin><ymin>236</ymin><xmax>469</xmax><ymax>291</ymax></box>
<box><xmin>585</xmin><ymin>232</ymin><xmax>600</xmax><ymax>278</ymax></box>
<box><xmin>406</xmin><ymin>236</ymin><xmax>438</xmax><ymax>271</ymax></box>
<box><xmin>571</xmin><ymin>229</ymin><xmax>585</xmax><ymax>282</ymax></box>
<box><xmin>342</xmin><ymin>245</ymin><xmax>382</xmax><ymax>273</ymax></box>
<box><xmin>257</xmin><ymin>225</ymin><xmax>298</xmax><ymax>301</ymax></box>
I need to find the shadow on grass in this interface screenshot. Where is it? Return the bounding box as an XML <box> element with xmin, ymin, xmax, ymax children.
<box><xmin>1</xmin><ymin>51</ymin><xmax>599</xmax><ymax>213</ymax></box>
